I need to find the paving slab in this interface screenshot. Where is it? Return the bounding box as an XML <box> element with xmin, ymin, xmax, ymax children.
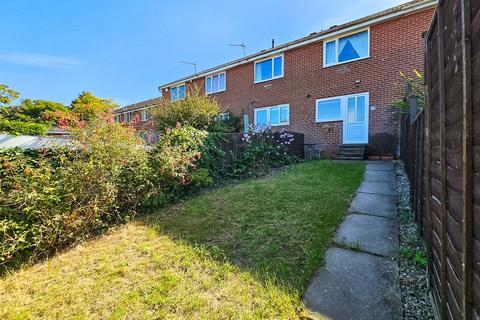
<box><xmin>335</xmin><ymin>214</ymin><xmax>398</xmax><ymax>257</ymax></box>
<box><xmin>349</xmin><ymin>192</ymin><xmax>397</xmax><ymax>218</ymax></box>
<box><xmin>303</xmin><ymin>247</ymin><xmax>402</xmax><ymax>320</ymax></box>
<box><xmin>363</xmin><ymin>170</ymin><xmax>395</xmax><ymax>182</ymax></box>
<box><xmin>366</xmin><ymin>162</ymin><xmax>394</xmax><ymax>171</ymax></box>
<box><xmin>357</xmin><ymin>180</ymin><xmax>396</xmax><ymax>196</ymax></box>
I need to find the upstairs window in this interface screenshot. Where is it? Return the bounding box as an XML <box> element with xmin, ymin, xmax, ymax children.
<box><xmin>206</xmin><ymin>72</ymin><xmax>226</xmax><ymax>94</ymax></box>
<box><xmin>254</xmin><ymin>55</ymin><xmax>283</xmax><ymax>83</ymax></box>
<box><xmin>170</xmin><ymin>84</ymin><xmax>186</xmax><ymax>102</ymax></box>
<box><xmin>324</xmin><ymin>29</ymin><xmax>369</xmax><ymax>67</ymax></box>
<box><xmin>124</xmin><ymin>112</ymin><xmax>132</xmax><ymax>123</ymax></box>
<box><xmin>141</xmin><ymin>109</ymin><xmax>148</xmax><ymax>121</ymax></box>
<box><xmin>254</xmin><ymin>104</ymin><xmax>290</xmax><ymax>128</ymax></box>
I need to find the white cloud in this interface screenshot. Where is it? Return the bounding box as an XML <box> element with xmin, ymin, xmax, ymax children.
<box><xmin>0</xmin><ymin>53</ymin><xmax>80</xmax><ymax>68</ymax></box>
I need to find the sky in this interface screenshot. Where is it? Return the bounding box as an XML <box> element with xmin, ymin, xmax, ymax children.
<box><xmin>1</xmin><ymin>0</ymin><xmax>410</xmax><ymax>107</ymax></box>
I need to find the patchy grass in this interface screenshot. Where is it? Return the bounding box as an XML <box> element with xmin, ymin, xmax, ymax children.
<box><xmin>0</xmin><ymin>160</ymin><xmax>364</xmax><ymax>319</ymax></box>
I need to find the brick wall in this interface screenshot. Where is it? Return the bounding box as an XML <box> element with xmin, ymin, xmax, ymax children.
<box><xmin>161</xmin><ymin>8</ymin><xmax>435</xmax><ymax>156</ymax></box>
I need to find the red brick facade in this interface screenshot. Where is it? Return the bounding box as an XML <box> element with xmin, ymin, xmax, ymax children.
<box><xmin>156</xmin><ymin>7</ymin><xmax>435</xmax><ymax>156</ymax></box>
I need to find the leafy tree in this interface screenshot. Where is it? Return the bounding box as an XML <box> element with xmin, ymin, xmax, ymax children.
<box><xmin>151</xmin><ymin>88</ymin><xmax>220</xmax><ymax>132</ymax></box>
<box><xmin>70</xmin><ymin>91</ymin><xmax>118</xmax><ymax>121</ymax></box>
<box><xmin>0</xmin><ymin>84</ymin><xmax>19</xmax><ymax>107</ymax></box>
<box><xmin>16</xmin><ymin>99</ymin><xmax>68</xmax><ymax>120</ymax></box>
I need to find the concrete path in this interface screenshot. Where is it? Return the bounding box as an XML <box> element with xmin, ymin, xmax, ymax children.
<box><xmin>303</xmin><ymin>161</ymin><xmax>401</xmax><ymax>320</ymax></box>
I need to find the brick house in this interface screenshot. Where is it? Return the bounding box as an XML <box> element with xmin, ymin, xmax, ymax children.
<box><xmin>116</xmin><ymin>0</ymin><xmax>436</xmax><ymax>157</ymax></box>
<box><xmin>113</xmin><ymin>97</ymin><xmax>160</xmax><ymax>126</ymax></box>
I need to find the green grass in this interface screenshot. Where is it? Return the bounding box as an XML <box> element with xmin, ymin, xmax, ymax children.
<box><xmin>0</xmin><ymin>160</ymin><xmax>364</xmax><ymax>319</ymax></box>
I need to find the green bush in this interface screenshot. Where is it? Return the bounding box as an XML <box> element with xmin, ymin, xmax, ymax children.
<box><xmin>0</xmin><ymin>119</ymin><xmax>151</xmax><ymax>270</ymax></box>
<box><xmin>148</xmin><ymin>125</ymin><xmax>211</xmax><ymax>204</ymax></box>
<box><xmin>208</xmin><ymin>112</ymin><xmax>241</xmax><ymax>133</ymax></box>
<box><xmin>151</xmin><ymin>90</ymin><xmax>220</xmax><ymax>131</ymax></box>
<box><xmin>232</xmin><ymin>128</ymin><xmax>298</xmax><ymax>177</ymax></box>
<box><xmin>198</xmin><ymin>132</ymin><xmax>228</xmax><ymax>180</ymax></box>
<box><xmin>0</xmin><ymin>118</ymin><xmax>48</xmax><ymax>136</ymax></box>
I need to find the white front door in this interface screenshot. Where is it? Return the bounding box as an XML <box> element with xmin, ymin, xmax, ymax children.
<box><xmin>343</xmin><ymin>93</ymin><xmax>369</xmax><ymax>144</ymax></box>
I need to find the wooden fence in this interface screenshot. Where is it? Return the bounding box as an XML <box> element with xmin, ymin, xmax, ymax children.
<box><xmin>401</xmin><ymin>0</ymin><xmax>479</xmax><ymax>319</ymax></box>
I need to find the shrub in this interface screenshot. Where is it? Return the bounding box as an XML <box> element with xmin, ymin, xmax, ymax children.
<box><xmin>148</xmin><ymin>125</ymin><xmax>211</xmax><ymax>204</ymax></box>
<box><xmin>208</xmin><ymin>112</ymin><xmax>241</xmax><ymax>133</ymax></box>
<box><xmin>0</xmin><ymin>118</ymin><xmax>151</xmax><ymax>270</ymax></box>
<box><xmin>232</xmin><ymin>126</ymin><xmax>298</xmax><ymax>177</ymax></box>
<box><xmin>394</xmin><ymin>69</ymin><xmax>424</xmax><ymax>114</ymax></box>
<box><xmin>151</xmin><ymin>89</ymin><xmax>220</xmax><ymax>131</ymax></box>
<box><xmin>0</xmin><ymin>118</ymin><xmax>48</xmax><ymax>136</ymax></box>
<box><xmin>198</xmin><ymin>132</ymin><xmax>228</xmax><ymax>180</ymax></box>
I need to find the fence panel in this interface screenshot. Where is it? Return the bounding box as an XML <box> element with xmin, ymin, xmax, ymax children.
<box><xmin>401</xmin><ymin>0</ymin><xmax>477</xmax><ymax>318</ymax></box>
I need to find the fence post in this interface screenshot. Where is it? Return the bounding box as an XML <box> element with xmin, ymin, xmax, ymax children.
<box><xmin>436</xmin><ymin>6</ymin><xmax>448</xmax><ymax>318</ymax></box>
<box><xmin>460</xmin><ymin>0</ymin><xmax>473</xmax><ymax>317</ymax></box>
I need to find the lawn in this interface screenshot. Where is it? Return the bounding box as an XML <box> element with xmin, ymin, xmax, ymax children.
<box><xmin>0</xmin><ymin>160</ymin><xmax>365</xmax><ymax>319</ymax></box>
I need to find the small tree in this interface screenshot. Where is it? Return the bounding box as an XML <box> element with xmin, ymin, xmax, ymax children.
<box><xmin>70</xmin><ymin>91</ymin><xmax>118</xmax><ymax>121</ymax></box>
<box><xmin>151</xmin><ymin>88</ymin><xmax>220</xmax><ymax>132</ymax></box>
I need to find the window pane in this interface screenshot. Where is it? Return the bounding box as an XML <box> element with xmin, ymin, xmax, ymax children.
<box><xmin>325</xmin><ymin>41</ymin><xmax>336</xmax><ymax>64</ymax></box>
<box><xmin>347</xmin><ymin>98</ymin><xmax>356</xmax><ymax>122</ymax></box>
<box><xmin>338</xmin><ymin>30</ymin><xmax>368</xmax><ymax>62</ymax></box>
<box><xmin>178</xmin><ymin>85</ymin><xmax>186</xmax><ymax>98</ymax></box>
<box><xmin>270</xmin><ymin>108</ymin><xmax>280</xmax><ymax>125</ymax></box>
<box><xmin>357</xmin><ymin>96</ymin><xmax>366</xmax><ymax>122</ymax></box>
<box><xmin>255</xmin><ymin>59</ymin><xmax>272</xmax><ymax>81</ymax></box>
<box><xmin>171</xmin><ymin>87</ymin><xmax>177</xmax><ymax>101</ymax></box>
<box><xmin>273</xmin><ymin>56</ymin><xmax>283</xmax><ymax>77</ymax></box>
<box><xmin>280</xmin><ymin>106</ymin><xmax>288</xmax><ymax>123</ymax></box>
<box><xmin>212</xmin><ymin>75</ymin><xmax>219</xmax><ymax>92</ymax></box>
<box><xmin>256</xmin><ymin>110</ymin><xmax>268</xmax><ymax>126</ymax></box>
<box><xmin>219</xmin><ymin>73</ymin><xmax>225</xmax><ymax>91</ymax></box>
<box><xmin>243</xmin><ymin>114</ymin><xmax>249</xmax><ymax>133</ymax></box>
<box><xmin>206</xmin><ymin>77</ymin><xmax>212</xmax><ymax>93</ymax></box>
<box><xmin>317</xmin><ymin>99</ymin><xmax>341</xmax><ymax>120</ymax></box>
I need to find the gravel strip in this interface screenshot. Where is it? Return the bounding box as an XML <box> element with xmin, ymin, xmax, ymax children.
<box><xmin>395</xmin><ymin>161</ymin><xmax>434</xmax><ymax>320</ymax></box>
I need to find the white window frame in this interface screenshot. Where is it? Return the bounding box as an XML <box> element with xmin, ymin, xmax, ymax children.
<box><xmin>170</xmin><ymin>83</ymin><xmax>186</xmax><ymax>102</ymax></box>
<box><xmin>141</xmin><ymin>109</ymin><xmax>148</xmax><ymax>121</ymax></box>
<box><xmin>323</xmin><ymin>28</ymin><xmax>370</xmax><ymax>68</ymax></box>
<box><xmin>254</xmin><ymin>104</ymin><xmax>290</xmax><ymax>127</ymax></box>
<box><xmin>124</xmin><ymin>112</ymin><xmax>132</xmax><ymax>123</ymax></box>
<box><xmin>254</xmin><ymin>54</ymin><xmax>284</xmax><ymax>84</ymax></box>
<box><xmin>205</xmin><ymin>72</ymin><xmax>226</xmax><ymax>94</ymax></box>
<box><xmin>316</xmin><ymin>92</ymin><xmax>369</xmax><ymax>123</ymax></box>
<box><xmin>315</xmin><ymin>98</ymin><xmax>343</xmax><ymax>123</ymax></box>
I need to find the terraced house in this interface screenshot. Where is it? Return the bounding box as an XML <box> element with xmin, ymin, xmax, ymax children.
<box><xmin>115</xmin><ymin>0</ymin><xmax>436</xmax><ymax>157</ymax></box>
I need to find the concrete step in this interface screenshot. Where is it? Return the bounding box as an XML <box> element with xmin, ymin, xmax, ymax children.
<box><xmin>336</xmin><ymin>144</ymin><xmax>366</xmax><ymax>160</ymax></box>
<box><xmin>335</xmin><ymin>156</ymin><xmax>365</xmax><ymax>160</ymax></box>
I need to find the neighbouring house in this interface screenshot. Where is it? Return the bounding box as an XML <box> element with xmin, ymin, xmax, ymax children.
<box><xmin>113</xmin><ymin>97</ymin><xmax>160</xmax><ymax>128</ymax></box>
<box><xmin>115</xmin><ymin>0</ymin><xmax>436</xmax><ymax>158</ymax></box>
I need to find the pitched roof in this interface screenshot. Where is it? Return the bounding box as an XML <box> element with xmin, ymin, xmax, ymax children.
<box><xmin>159</xmin><ymin>0</ymin><xmax>436</xmax><ymax>90</ymax></box>
<box><xmin>113</xmin><ymin>97</ymin><xmax>161</xmax><ymax>113</ymax></box>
